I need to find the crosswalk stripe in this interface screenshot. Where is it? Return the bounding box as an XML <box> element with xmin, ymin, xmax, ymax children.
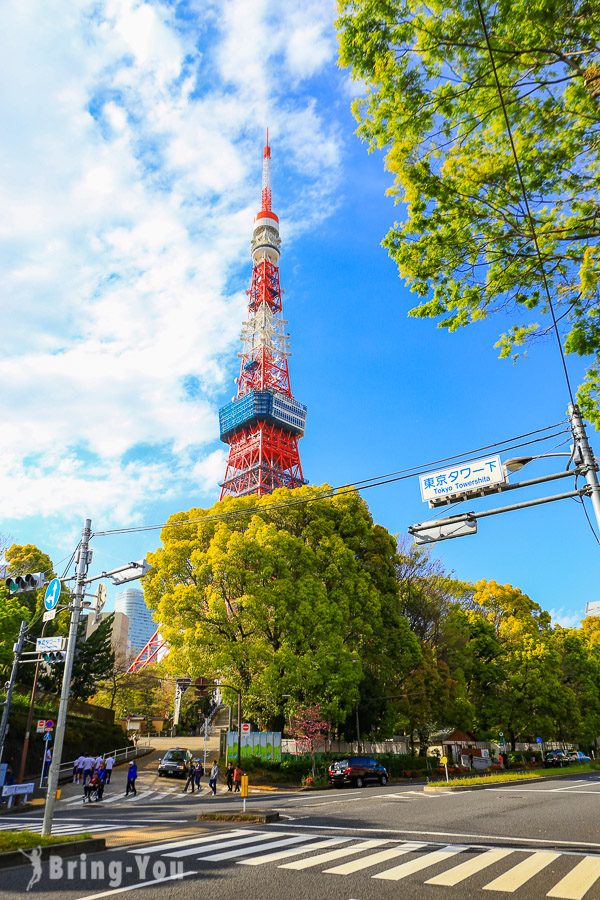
<box><xmin>202</xmin><ymin>835</ymin><xmax>315</xmax><ymax>862</ymax></box>
<box><xmin>373</xmin><ymin>844</ymin><xmax>468</xmax><ymax>881</ymax></box>
<box><xmin>324</xmin><ymin>842</ymin><xmax>428</xmax><ymax>875</ymax></box>
<box><xmin>164</xmin><ymin>832</ymin><xmax>295</xmax><ymax>859</ymax></box>
<box><xmin>128</xmin><ymin>829</ymin><xmax>252</xmax><ymax>855</ymax></box>
<box><xmin>279</xmin><ymin>839</ymin><xmax>389</xmax><ymax>870</ymax></box>
<box><xmin>483</xmin><ymin>851</ymin><xmax>561</xmax><ymax>892</ymax></box>
<box><xmin>546</xmin><ymin>856</ymin><xmax>600</xmax><ymax>899</ymax></box>
<box><xmin>239</xmin><ymin>838</ymin><xmax>350</xmax><ymax>866</ymax></box>
<box><xmin>124</xmin><ymin>790</ymin><xmax>156</xmax><ymax>802</ymax></box>
<box><xmin>426</xmin><ymin>848</ymin><xmax>514</xmax><ymax>886</ymax></box>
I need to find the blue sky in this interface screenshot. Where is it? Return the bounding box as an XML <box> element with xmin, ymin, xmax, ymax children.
<box><xmin>1</xmin><ymin>0</ymin><xmax>598</xmax><ymax>627</ymax></box>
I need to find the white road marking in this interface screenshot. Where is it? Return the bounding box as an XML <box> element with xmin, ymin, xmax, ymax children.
<box><xmin>239</xmin><ymin>838</ymin><xmax>350</xmax><ymax>866</ymax></box>
<box><xmin>74</xmin><ymin>868</ymin><xmax>197</xmax><ymax>900</ymax></box>
<box><xmin>128</xmin><ymin>829</ymin><xmax>252</xmax><ymax>855</ymax></box>
<box><xmin>164</xmin><ymin>832</ymin><xmax>295</xmax><ymax>859</ymax></box>
<box><xmin>547</xmin><ymin>856</ymin><xmax>600</xmax><ymax>899</ymax></box>
<box><xmin>483</xmin><ymin>851</ymin><xmax>561</xmax><ymax>893</ymax></box>
<box><xmin>426</xmin><ymin>847</ymin><xmax>514</xmax><ymax>886</ymax></box>
<box><xmin>202</xmin><ymin>835</ymin><xmax>315</xmax><ymax>862</ymax></box>
<box><xmin>279</xmin><ymin>839</ymin><xmax>389</xmax><ymax>870</ymax></box>
<box><xmin>373</xmin><ymin>844</ymin><xmax>468</xmax><ymax>881</ymax></box>
<box><xmin>324</xmin><ymin>843</ymin><xmax>427</xmax><ymax>875</ymax></box>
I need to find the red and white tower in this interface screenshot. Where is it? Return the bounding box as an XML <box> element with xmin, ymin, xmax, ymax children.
<box><xmin>218</xmin><ymin>136</ymin><xmax>307</xmax><ymax>497</ymax></box>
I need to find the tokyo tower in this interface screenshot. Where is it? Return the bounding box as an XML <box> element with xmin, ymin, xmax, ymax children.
<box><xmin>218</xmin><ymin>135</ymin><xmax>307</xmax><ymax>497</ymax></box>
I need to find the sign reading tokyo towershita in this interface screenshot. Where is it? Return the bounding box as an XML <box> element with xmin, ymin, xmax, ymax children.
<box><xmin>419</xmin><ymin>454</ymin><xmax>506</xmax><ymax>504</ymax></box>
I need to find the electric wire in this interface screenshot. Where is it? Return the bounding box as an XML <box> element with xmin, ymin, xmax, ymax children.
<box><xmin>93</xmin><ymin>421</ymin><xmax>571</xmax><ymax>537</ymax></box>
<box><xmin>475</xmin><ymin>0</ymin><xmax>576</xmax><ymax>407</ymax></box>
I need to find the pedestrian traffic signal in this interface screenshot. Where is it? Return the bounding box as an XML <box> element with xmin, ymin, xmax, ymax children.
<box><xmin>42</xmin><ymin>651</ymin><xmax>65</xmax><ymax>664</ymax></box>
<box><xmin>5</xmin><ymin>572</ymin><xmax>46</xmax><ymax>594</ymax></box>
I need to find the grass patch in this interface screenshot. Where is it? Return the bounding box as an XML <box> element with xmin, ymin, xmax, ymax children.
<box><xmin>429</xmin><ymin>763</ymin><xmax>594</xmax><ymax>787</ymax></box>
<box><xmin>0</xmin><ymin>831</ymin><xmax>92</xmax><ymax>853</ymax></box>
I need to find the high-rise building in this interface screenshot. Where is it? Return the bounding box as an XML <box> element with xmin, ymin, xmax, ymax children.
<box><xmin>115</xmin><ymin>588</ymin><xmax>156</xmax><ymax>654</ymax></box>
<box><xmin>219</xmin><ymin>135</ymin><xmax>307</xmax><ymax>496</ymax></box>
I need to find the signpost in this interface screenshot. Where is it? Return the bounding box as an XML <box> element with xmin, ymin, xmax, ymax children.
<box><xmin>441</xmin><ymin>755</ymin><xmax>449</xmax><ymax>783</ymax></box>
<box><xmin>240</xmin><ymin>774</ymin><xmax>249</xmax><ymax>812</ymax></box>
<box><xmin>36</xmin><ymin>720</ymin><xmax>46</xmax><ymax>734</ymax></box>
<box><xmin>420</xmin><ymin>455</ymin><xmax>506</xmax><ymax>505</ymax></box>
<box><xmin>241</xmin><ymin>722</ymin><xmax>251</xmax><ymax>734</ymax></box>
<box><xmin>44</xmin><ymin>578</ymin><xmax>62</xmax><ymax>611</ymax></box>
<box><xmin>3</xmin><ymin>782</ymin><xmax>35</xmax><ymax>808</ymax></box>
<box><xmin>35</xmin><ymin>637</ymin><xmax>66</xmax><ymax>653</ymax></box>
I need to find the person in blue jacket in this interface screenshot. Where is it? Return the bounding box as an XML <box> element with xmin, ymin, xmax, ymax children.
<box><xmin>125</xmin><ymin>760</ymin><xmax>137</xmax><ymax>796</ymax></box>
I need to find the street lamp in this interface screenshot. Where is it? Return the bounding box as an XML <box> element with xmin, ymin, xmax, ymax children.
<box><xmin>504</xmin><ymin>450</ymin><xmax>600</xmax><ymax>474</ymax></box>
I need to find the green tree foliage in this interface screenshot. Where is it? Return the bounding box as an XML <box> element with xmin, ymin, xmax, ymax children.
<box><xmin>338</xmin><ymin>0</ymin><xmax>600</xmax><ymax>423</ymax></box>
<box><xmin>41</xmin><ymin>614</ymin><xmax>116</xmax><ymax>702</ymax></box>
<box><xmin>92</xmin><ymin>669</ymin><xmax>175</xmax><ymax>723</ymax></box>
<box><xmin>0</xmin><ymin>586</ymin><xmax>29</xmax><ymax>675</ymax></box>
<box><xmin>144</xmin><ymin>486</ymin><xmax>420</xmax><ymax>729</ymax></box>
<box><xmin>4</xmin><ymin>543</ymin><xmax>56</xmax><ymax>620</ymax></box>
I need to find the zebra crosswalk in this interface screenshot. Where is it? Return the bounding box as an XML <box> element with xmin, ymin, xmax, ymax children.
<box><xmin>0</xmin><ymin>817</ymin><xmax>133</xmax><ymax>836</ymax></box>
<box><xmin>58</xmin><ymin>788</ymin><xmax>191</xmax><ymax>807</ymax></box>
<box><xmin>126</xmin><ymin>828</ymin><xmax>600</xmax><ymax>898</ymax></box>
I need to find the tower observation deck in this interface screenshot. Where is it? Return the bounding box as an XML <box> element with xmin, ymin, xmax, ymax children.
<box><xmin>219</xmin><ymin>136</ymin><xmax>307</xmax><ymax>497</ymax></box>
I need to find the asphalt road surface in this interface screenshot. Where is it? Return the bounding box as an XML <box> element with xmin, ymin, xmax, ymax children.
<box><xmin>2</xmin><ymin>764</ymin><xmax>600</xmax><ymax>899</ymax></box>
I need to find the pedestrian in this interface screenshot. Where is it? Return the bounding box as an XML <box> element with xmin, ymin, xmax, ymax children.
<box><xmin>194</xmin><ymin>761</ymin><xmax>204</xmax><ymax>792</ymax></box>
<box><xmin>208</xmin><ymin>760</ymin><xmax>219</xmax><ymax>796</ymax></box>
<box><xmin>83</xmin><ymin>770</ymin><xmax>100</xmax><ymax>803</ymax></box>
<box><xmin>73</xmin><ymin>754</ymin><xmax>84</xmax><ymax>784</ymax></box>
<box><xmin>96</xmin><ymin>762</ymin><xmax>107</xmax><ymax>800</ymax></box>
<box><xmin>105</xmin><ymin>754</ymin><xmax>115</xmax><ymax>784</ymax></box>
<box><xmin>183</xmin><ymin>762</ymin><xmax>196</xmax><ymax>794</ymax></box>
<box><xmin>226</xmin><ymin>762</ymin><xmax>234</xmax><ymax>792</ymax></box>
<box><xmin>233</xmin><ymin>764</ymin><xmax>243</xmax><ymax>793</ymax></box>
<box><xmin>94</xmin><ymin>753</ymin><xmax>104</xmax><ymax>772</ymax></box>
<box><xmin>125</xmin><ymin>761</ymin><xmax>137</xmax><ymax>796</ymax></box>
<box><xmin>42</xmin><ymin>748</ymin><xmax>52</xmax><ymax>781</ymax></box>
<box><xmin>82</xmin><ymin>754</ymin><xmax>94</xmax><ymax>785</ymax></box>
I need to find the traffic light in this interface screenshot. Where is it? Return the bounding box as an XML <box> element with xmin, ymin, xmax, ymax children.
<box><xmin>42</xmin><ymin>651</ymin><xmax>65</xmax><ymax>664</ymax></box>
<box><xmin>5</xmin><ymin>572</ymin><xmax>46</xmax><ymax>594</ymax></box>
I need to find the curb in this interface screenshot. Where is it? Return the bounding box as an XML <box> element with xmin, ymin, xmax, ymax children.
<box><xmin>197</xmin><ymin>810</ymin><xmax>280</xmax><ymax>824</ymax></box>
<box><xmin>0</xmin><ymin>838</ymin><xmax>106</xmax><ymax>871</ymax></box>
<box><xmin>424</xmin><ymin>771</ymin><xmax>595</xmax><ymax>792</ymax></box>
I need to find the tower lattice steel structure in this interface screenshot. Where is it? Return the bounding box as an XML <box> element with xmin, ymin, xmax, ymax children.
<box><xmin>218</xmin><ymin>136</ymin><xmax>307</xmax><ymax>497</ymax></box>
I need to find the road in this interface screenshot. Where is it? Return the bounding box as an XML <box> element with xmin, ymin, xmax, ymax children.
<box><xmin>1</xmin><ymin>761</ymin><xmax>600</xmax><ymax>898</ymax></box>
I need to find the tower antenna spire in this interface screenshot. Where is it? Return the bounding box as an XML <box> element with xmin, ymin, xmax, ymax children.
<box><xmin>219</xmin><ymin>137</ymin><xmax>307</xmax><ymax>498</ymax></box>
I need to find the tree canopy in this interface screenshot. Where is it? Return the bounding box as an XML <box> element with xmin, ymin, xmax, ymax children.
<box><xmin>337</xmin><ymin>0</ymin><xmax>600</xmax><ymax>423</ymax></box>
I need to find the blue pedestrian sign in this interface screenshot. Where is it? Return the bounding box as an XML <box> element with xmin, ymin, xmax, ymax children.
<box><xmin>536</xmin><ymin>736</ymin><xmax>543</xmax><ymax>744</ymax></box>
<box><xmin>44</xmin><ymin>578</ymin><xmax>61</xmax><ymax>611</ymax></box>
<box><xmin>43</xmin><ymin>732</ymin><xmax>53</xmax><ymax>742</ymax></box>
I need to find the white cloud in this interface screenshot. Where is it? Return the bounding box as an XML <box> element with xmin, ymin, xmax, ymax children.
<box><xmin>549</xmin><ymin>609</ymin><xmax>583</xmax><ymax>629</ymax></box>
<box><xmin>0</xmin><ymin>0</ymin><xmax>341</xmax><ymax>529</ymax></box>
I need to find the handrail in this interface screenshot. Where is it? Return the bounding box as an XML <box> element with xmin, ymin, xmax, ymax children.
<box><xmin>57</xmin><ymin>743</ymin><xmax>150</xmax><ymax>779</ymax></box>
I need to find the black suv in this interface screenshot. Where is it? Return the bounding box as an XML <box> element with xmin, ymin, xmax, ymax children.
<box><xmin>544</xmin><ymin>750</ymin><xmax>569</xmax><ymax>768</ymax></box>
<box><xmin>328</xmin><ymin>756</ymin><xmax>388</xmax><ymax>788</ymax></box>
<box><xmin>157</xmin><ymin>748</ymin><xmax>193</xmax><ymax>778</ymax></box>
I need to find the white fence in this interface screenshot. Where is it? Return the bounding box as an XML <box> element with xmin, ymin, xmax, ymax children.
<box><xmin>58</xmin><ymin>744</ymin><xmax>150</xmax><ymax>782</ymax></box>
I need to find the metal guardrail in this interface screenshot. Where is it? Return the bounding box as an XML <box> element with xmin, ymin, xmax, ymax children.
<box><xmin>57</xmin><ymin>744</ymin><xmax>149</xmax><ymax>781</ymax></box>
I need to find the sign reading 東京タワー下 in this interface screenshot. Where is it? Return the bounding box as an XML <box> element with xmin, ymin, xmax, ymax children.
<box><xmin>420</xmin><ymin>455</ymin><xmax>507</xmax><ymax>504</ymax></box>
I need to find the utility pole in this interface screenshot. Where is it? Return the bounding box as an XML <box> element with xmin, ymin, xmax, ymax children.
<box><xmin>569</xmin><ymin>404</ymin><xmax>600</xmax><ymax>531</ymax></box>
<box><xmin>41</xmin><ymin>518</ymin><xmax>91</xmax><ymax>837</ymax></box>
<box><xmin>0</xmin><ymin>620</ymin><xmax>27</xmax><ymax>765</ymax></box>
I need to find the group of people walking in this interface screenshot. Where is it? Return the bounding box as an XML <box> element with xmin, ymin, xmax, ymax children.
<box><xmin>183</xmin><ymin>760</ymin><xmax>244</xmax><ymax>795</ymax></box>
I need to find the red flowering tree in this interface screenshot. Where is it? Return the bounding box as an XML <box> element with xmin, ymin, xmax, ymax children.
<box><xmin>290</xmin><ymin>704</ymin><xmax>330</xmax><ymax>779</ymax></box>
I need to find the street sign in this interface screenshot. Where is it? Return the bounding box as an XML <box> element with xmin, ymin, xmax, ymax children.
<box><xmin>419</xmin><ymin>455</ymin><xmax>506</xmax><ymax>504</ymax></box>
<box><xmin>43</xmin><ymin>609</ymin><xmax>56</xmax><ymax>622</ymax></box>
<box><xmin>241</xmin><ymin>723</ymin><xmax>251</xmax><ymax>734</ymax></box>
<box><xmin>44</xmin><ymin>578</ymin><xmax>62</xmax><ymax>611</ymax></box>
<box><xmin>0</xmin><ymin>764</ymin><xmax>7</xmax><ymax>788</ymax></box>
<box><xmin>36</xmin><ymin>720</ymin><xmax>46</xmax><ymax>733</ymax></box>
<box><xmin>36</xmin><ymin>637</ymin><xmax>66</xmax><ymax>653</ymax></box>
<box><xmin>440</xmin><ymin>756</ymin><xmax>448</xmax><ymax>766</ymax></box>
<box><xmin>2</xmin><ymin>783</ymin><xmax>35</xmax><ymax>797</ymax></box>
<box><xmin>45</xmin><ymin>719</ymin><xmax>54</xmax><ymax>730</ymax></box>
<box><xmin>499</xmin><ymin>732</ymin><xmax>504</xmax><ymax>737</ymax></box>
<box><xmin>536</xmin><ymin>736</ymin><xmax>543</xmax><ymax>744</ymax></box>
<box><xmin>43</xmin><ymin>732</ymin><xmax>53</xmax><ymax>742</ymax></box>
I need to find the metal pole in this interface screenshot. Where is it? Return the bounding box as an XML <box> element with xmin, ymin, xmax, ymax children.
<box><xmin>18</xmin><ymin>622</ymin><xmax>48</xmax><ymax>783</ymax></box>
<box><xmin>569</xmin><ymin>403</ymin><xmax>600</xmax><ymax>531</ymax></box>
<box><xmin>237</xmin><ymin>692</ymin><xmax>242</xmax><ymax>767</ymax></box>
<box><xmin>0</xmin><ymin>620</ymin><xmax>27</xmax><ymax>765</ymax></box>
<box><xmin>41</xmin><ymin>518</ymin><xmax>91</xmax><ymax>837</ymax></box>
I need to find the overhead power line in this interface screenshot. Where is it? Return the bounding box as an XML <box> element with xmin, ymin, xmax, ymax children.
<box><xmin>93</xmin><ymin>420</ymin><xmax>569</xmax><ymax>538</ymax></box>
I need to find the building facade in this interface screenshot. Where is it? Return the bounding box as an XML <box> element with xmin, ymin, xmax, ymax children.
<box><xmin>114</xmin><ymin>588</ymin><xmax>156</xmax><ymax>654</ymax></box>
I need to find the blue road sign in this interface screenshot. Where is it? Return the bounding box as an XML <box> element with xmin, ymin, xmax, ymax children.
<box><xmin>43</xmin><ymin>732</ymin><xmax>53</xmax><ymax>742</ymax></box>
<box><xmin>44</xmin><ymin>578</ymin><xmax>61</xmax><ymax>611</ymax></box>
<box><xmin>536</xmin><ymin>736</ymin><xmax>543</xmax><ymax>743</ymax></box>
